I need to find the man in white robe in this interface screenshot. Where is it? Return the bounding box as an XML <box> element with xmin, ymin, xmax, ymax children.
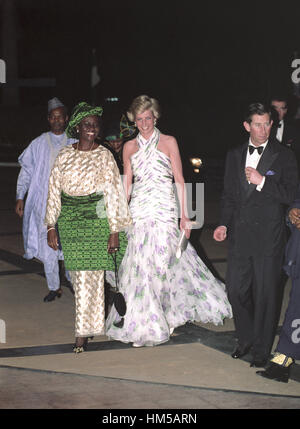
<box><xmin>15</xmin><ymin>97</ymin><xmax>75</xmax><ymax>302</ymax></box>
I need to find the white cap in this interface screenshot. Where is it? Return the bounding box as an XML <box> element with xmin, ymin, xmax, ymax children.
<box><xmin>48</xmin><ymin>97</ymin><xmax>65</xmax><ymax>113</ymax></box>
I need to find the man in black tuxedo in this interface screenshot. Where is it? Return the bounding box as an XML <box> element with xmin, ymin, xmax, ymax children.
<box><xmin>270</xmin><ymin>96</ymin><xmax>300</xmax><ymax>171</ymax></box>
<box><xmin>214</xmin><ymin>102</ymin><xmax>298</xmax><ymax>367</ymax></box>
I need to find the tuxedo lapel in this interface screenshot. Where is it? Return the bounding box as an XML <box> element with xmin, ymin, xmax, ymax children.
<box><xmin>238</xmin><ymin>143</ymin><xmax>249</xmax><ymax>192</ymax></box>
<box><xmin>281</xmin><ymin>124</ymin><xmax>287</xmax><ymax>145</ymax></box>
<box><xmin>245</xmin><ymin>139</ymin><xmax>279</xmax><ymax>199</ymax></box>
<box><xmin>256</xmin><ymin>140</ymin><xmax>278</xmax><ymax>176</ymax></box>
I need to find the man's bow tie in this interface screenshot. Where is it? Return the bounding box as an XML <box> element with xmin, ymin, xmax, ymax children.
<box><xmin>277</xmin><ymin>122</ymin><xmax>282</xmax><ymax>128</ymax></box>
<box><xmin>248</xmin><ymin>145</ymin><xmax>264</xmax><ymax>155</ymax></box>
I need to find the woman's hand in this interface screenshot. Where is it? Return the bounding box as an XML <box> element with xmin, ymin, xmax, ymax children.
<box><xmin>108</xmin><ymin>232</ymin><xmax>120</xmax><ymax>253</ymax></box>
<box><xmin>47</xmin><ymin>228</ymin><xmax>59</xmax><ymax>250</ymax></box>
<box><xmin>180</xmin><ymin>217</ymin><xmax>191</xmax><ymax>239</ymax></box>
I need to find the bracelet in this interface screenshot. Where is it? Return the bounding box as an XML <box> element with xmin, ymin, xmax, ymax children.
<box><xmin>47</xmin><ymin>227</ymin><xmax>55</xmax><ymax>232</ymax></box>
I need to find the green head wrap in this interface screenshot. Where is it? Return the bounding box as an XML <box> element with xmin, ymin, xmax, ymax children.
<box><xmin>66</xmin><ymin>102</ymin><xmax>103</xmax><ymax>138</ymax></box>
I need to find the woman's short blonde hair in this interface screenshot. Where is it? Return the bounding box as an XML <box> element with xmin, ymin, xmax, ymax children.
<box><xmin>127</xmin><ymin>95</ymin><xmax>161</xmax><ymax>122</ymax></box>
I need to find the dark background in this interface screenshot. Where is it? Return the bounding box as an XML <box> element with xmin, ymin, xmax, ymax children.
<box><xmin>1</xmin><ymin>0</ymin><xmax>300</xmax><ymax>171</ymax></box>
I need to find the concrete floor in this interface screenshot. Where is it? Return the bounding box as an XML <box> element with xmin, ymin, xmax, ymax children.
<box><xmin>0</xmin><ymin>165</ymin><xmax>299</xmax><ymax>413</ymax></box>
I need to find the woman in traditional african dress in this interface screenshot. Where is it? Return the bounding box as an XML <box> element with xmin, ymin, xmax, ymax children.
<box><xmin>45</xmin><ymin>102</ymin><xmax>131</xmax><ymax>353</ymax></box>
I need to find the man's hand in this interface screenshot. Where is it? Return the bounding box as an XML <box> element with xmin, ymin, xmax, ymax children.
<box><xmin>245</xmin><ymin>167</ymin><xmax>264</xmax><ymax>185</ymax></box>
<box><xmin>15</xmin><ymin>199</ymin><xmax>24</xmax><ymax>218</ymax></box>
<box><xmin>289</xmin><ymin>208</ymin><xmax>300</xmax><ymax>230</ymax></box>
<box><xmin>47</xmin><ymin>229</ymin><xmax>59</xmax><ymax>251</ymax></box>
<box><xmin>213</xmin><ymin>225</ymin><xmax>227</xmax><ymax>242</ymax></box>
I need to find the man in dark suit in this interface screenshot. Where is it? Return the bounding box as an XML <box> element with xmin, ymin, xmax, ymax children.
<box><xmin>214</xmin><ymin>102</ymin><xmax>298</xmax><ymax>368</ymax></box>
<box><xmin>270</xmin><ymin>96</ymin><xmax>300</xmax><ymax>171</ymax></box>
<box><xmin>256</xmin><ymin>188</ymin><xmax>300</xmax><ymax>382</ymax></box>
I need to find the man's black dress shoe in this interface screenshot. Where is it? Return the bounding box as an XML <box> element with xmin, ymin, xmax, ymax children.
<box><xmin>256</xmin><ymin>362</ymin><xmax>291</xmax><ymax>383</ymax></box>
<box><xmin>250</xmin><ymin>358</ymin><xmax>267</xmax><ymax>368</ymax></box>
<box><xmin>43</xmin><ymin>289</ymin><xmax>62</xmax><ymax>302</ymax></box>
<box><xmin>231</xmin><ymin>345</ymin><xmax>251</xmax><ymax>359</ymax></box>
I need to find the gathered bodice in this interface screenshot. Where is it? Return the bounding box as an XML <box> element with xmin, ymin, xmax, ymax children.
<box><xmin>129</xmin><ymin>128</ymin><xmax>178</xmax><ymax>223</ymax></box>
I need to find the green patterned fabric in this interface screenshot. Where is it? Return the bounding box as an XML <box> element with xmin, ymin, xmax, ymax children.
<box><xmin>57</xmin><ymin>192</ymin><xmax>127</xmax><ymax>271</ymax></box>
<box><xmin>65</xmin><ymin>102</ymin><xmax>103</xmax><ymax>138</ymax></box>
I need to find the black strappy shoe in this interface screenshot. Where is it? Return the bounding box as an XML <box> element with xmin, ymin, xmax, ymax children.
<box><xmin>73</xmin><ymin>336</ymin><xmax>94</xmax><ymax>353</ymax></box>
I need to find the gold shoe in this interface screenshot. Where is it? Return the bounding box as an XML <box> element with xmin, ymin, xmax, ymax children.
<box><xmin>73</xmin><ymin>337</ymin><xmax>88</xmax><ymax>353</ymax></box>
<box><xmin>271</xmin><ymin>353</ymin><xmax>294</xmax><ymax>367</ymax></box>
<box><xmin>73</xmin><ymin>345</ymin><xmax>84</xmax><ymax>354</ymax></box>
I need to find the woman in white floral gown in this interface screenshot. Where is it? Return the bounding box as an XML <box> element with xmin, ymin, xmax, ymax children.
<box><xmin>106</xmin><ymin>95</ymin><xmax>232</xmax><ymax>347</ymax></box>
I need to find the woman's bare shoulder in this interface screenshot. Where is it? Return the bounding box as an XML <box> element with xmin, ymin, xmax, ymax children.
<box><xmin>124</xmin><ymin>138</ymin><xmax>137</xmax><ymax>147</ymax></box>
<box><xmin>159</xmin><ymin>133</ymin><xmax>178</xmax><ymax>152</ymax></box>
<box><xmin>123</xmin><ymin>138</ymin><xmax>138</xmax><ymax>155</ymax></box>
<box><xmin>160</xmin><ymin>133</ymin><xmax>177</xmax><ymax>144</ymax></box>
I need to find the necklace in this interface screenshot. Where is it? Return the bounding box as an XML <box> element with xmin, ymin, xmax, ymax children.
<box><xmin>76</xmin><ymin>141</ymin><xmax>95</xmax><ymax>152</ymax></box>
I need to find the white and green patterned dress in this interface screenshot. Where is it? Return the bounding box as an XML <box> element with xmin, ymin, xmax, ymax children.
<box><xmin>106</xmin><ymin>128</ymin><xmax>232</xmax><ymax>346</ymax></box>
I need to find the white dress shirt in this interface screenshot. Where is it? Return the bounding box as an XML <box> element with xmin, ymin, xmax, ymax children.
<box><xmin>220</xmin><ymin>139</ymin><xmax>268</xmax><ymax>233</ymax></box>
<box><xmin>246</xmin><ymin>139</ymin><xmax>268</xmax><ymax>191</ymax></box>
<box><xmin>276</xmin><ymin>120</ymin><xmax>284</xmax><ymax>142</ymax></box>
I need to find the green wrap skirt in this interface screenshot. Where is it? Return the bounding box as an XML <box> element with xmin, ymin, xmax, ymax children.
<box><xmin>57</xmin><ymin>191</ymin><xmax>127</xmax><ymax>271</ymax></box>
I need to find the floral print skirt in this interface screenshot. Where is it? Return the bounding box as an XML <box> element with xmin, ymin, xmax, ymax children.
<box><xmin>105</xmin><ymin>219</ymin><xmax>232</xmax><ymax>347</ymax></box>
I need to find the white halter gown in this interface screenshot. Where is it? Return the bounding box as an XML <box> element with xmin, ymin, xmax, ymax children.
<box><xmin>106</xmin><ymin>129</ymin><xmax>232</xmax><ymax>346</ymax></box>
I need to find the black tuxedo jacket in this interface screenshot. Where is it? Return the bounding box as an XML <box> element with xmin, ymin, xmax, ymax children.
<box><xmin>270</xmin><ymin>120</ymin><xmax>299</xmax><ymax>147</ymax></box>
<box><xmin>220</xmin><ymin>138</ymin><xmax>298</xmax><ymax>257</ymax></box>
<box><xmin>271</xmin><ymin>120</ymin><xmax>300</xmax><ymax>170</ymax></box>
